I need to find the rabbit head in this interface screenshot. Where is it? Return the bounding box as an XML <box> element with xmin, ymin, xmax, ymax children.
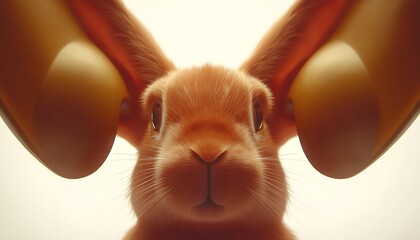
<box><xmin>132</xmin><ymin>64</ymin><xmax>287</xmax><ymax>223</ymax></box>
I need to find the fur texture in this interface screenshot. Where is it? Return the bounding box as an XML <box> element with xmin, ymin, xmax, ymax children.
<box><xmin>128</xmin><ymin>65</ymin><xmax>293</xmax><ymax>240</ymax></box>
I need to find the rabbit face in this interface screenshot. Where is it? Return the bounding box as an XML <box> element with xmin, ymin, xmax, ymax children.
<box><xmin>131</xmin><ymin>65</ymin><xmax>287</xmax><ymax>223</ymax></box>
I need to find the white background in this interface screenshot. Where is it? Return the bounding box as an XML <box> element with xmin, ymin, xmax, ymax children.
<box><xmin>1</xmin><ymin>0</ymin><xmax>419</xmax><ymax>239</ymax></box>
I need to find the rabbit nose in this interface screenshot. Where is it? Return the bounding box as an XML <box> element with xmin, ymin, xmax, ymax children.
<box><xmin>191</xmin><ymin>148</ymin><xmax>227</xmax><ymax>164</ymax></box>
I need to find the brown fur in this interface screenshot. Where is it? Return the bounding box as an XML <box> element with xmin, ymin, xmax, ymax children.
<box><xmin>128</xmin><ymin>65</ymin><xmax>293</xmax><ymax>240</ymax></box>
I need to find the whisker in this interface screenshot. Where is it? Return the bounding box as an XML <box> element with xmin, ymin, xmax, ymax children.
<box><xmin>131</xmin><ymin>174</ymin><xmax>157</xmax><ymax>189</ymax></box>
<box><xmin>247</xmin><ymin>187</ymin><xmax>278</xmax><ymax>218</ymax></box>
<box><xmin>131</xmin><ymin>178</ymin><xmax>163</xmax><ymax>197</ymax></box>
<box><xmin>137</xmin><ymin>187</ymin><xmax>171</xmax><ymax>218</ymax></box>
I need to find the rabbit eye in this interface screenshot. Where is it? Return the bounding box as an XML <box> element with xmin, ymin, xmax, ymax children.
<box><xmin>151</xmin><ymin>104</ymin><xmax>162</xmax><ymax>131</ymax></box>
<box><xmin>253</xmin><ymin>104</ymin><xmax>263</xmax><ymax>132</ymax></box>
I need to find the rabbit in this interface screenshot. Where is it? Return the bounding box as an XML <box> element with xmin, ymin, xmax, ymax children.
<box><xmin>1</xmin><ymin>0</ymin><xmax>418</xmax><ymax>239</ymax></box>
<box><xmin>66</xmin><ymin>0</ymin><xmax>406</xmax><ymax>239</ymax></box>
<box><xmin>67</xmin><ymin>0</ymin><xmax>349</xmax><ymax>238</ymax></box>
<box><xmin>123</xmin><ymin>65</ymin><xmax>295</xmax><ymax>240</ymax></box>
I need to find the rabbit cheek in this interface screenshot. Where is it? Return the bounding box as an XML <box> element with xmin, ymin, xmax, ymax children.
<box><xmin>130</xmin><ymin>156</ymin><xmax>160</xmax><ymax>217</ymax></box>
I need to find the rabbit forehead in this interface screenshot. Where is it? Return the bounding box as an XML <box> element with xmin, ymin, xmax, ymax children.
<box><xmin>158</xmin><ymin>65</ymin><xmax>271</xmax><ymax>123</ymax></box>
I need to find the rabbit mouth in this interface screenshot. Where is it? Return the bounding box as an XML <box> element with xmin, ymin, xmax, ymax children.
<box><xmin>196</xmin><ymin>162</ymin><xmax>223</xmax><ymax>206</ymax></box>
<box><xmin>196</xmin><ymin>164</ymin><xmax>223</xmax><ymax>211</ymax></box>
<box><xmin>192</xmin><ymin>191</ymin><xmax>225</xmax><ymax>219</ymax></box>
<box><xmin>194</xmin><ymin>196</ymin><xmax>224</xmax><ymax>212</ymax></box>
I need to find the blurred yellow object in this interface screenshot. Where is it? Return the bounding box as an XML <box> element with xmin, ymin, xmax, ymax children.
<box><xmin>0</xmin><ymin>0</ymin><xmax>128</xmax><ymax>178</ymax></box>
<box><xmin>289</xmin><ymin>0</ymin><xmax>420</xmax><ymax>178</ymax></box>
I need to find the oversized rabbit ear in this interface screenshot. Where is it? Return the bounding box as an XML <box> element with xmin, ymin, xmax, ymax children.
<box><xmin>242</xmin><ymin>0</ymin><xmax>420</xmax><ymax>178</ymax></box>
<box><xmin>67</xmin><ymin>0</ymin><xmax>175</xmax><ymax>145</ymax></box>
<box><xmin>1</xmin><ymin>0</ymin><xmax>128</xmax><ymax>179</ymax></box>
